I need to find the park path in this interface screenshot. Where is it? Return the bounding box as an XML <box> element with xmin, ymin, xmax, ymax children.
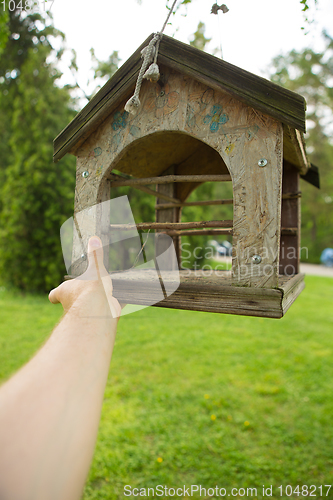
<box><xmin>213</xmin><ymin>256</ymin><xmax>333</xmax><ymax>278</ymax></box>
<box><xmin>300</xmin><ymin>263</ymin><xmax>333</xmax><ymax>278</ymax></box>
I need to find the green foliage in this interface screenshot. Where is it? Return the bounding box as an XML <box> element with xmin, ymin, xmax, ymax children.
<box><xmin>90</xmin><ymin>48</ymin><xmax>120</xmax><ymax>83</ymax></box>
<box><xmin>300</xmin><ymin>0</ymin><xmax>318</xmax><ymax>29</ymax></box>
<box><xmin>0</xmin><ymin>10</ymin><xmax>9</xmax><ymax>57</ymax></box>
<box><xmin>189</xmin><ymin>22</ymin><xmax>211</xmax><ymax>51</ymax></box>
<box><xmin>181</xmin><ymin>182</ymin><xmax>233</xmax><ymax>269</ymax></box>
<box><xmin>1</xmin><ymin>275</ymin><xmax>333</xmax><ymax>498</ymax></box>
<box><xmin>110</xmin><ymin>180</ymin><xmax>233</xmax><ymax>271</ymax></box>
<box><xmin>87</xmin><ymin>48</ymin><xmax>121</xmax><ymax>98</ymax></box>
<box><xmin>0</xmin><ymin>8</ymin><xmax>76</xmax><ymax>292</ymax></box>
<box><xmin>164</xmin><ymin>0</ymin><xmax>318</xmax><ymax>29</ymax></box>
<box><xmin>269</xmin><ymin>33</ymin><xmax>333</xmax><ymax>261</ymax></box>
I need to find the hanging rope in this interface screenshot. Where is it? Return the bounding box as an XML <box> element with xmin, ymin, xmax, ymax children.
<box><xmin>211</xmin><ymin>4</ymin><xmax>229</xmax><ymax>60</ymax></box>
<box><xmin>125</xmin><ymin>0</ymin><xmax>179</xmax><ymax>115</ymax></box>
<box><xmin>160</xmin><ymin>0</ymin><xmax>178</xmax><ymax>33</ymax></box>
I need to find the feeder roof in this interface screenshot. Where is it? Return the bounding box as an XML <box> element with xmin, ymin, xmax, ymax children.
<box><xmin>54</xmin><ymin>33</ymin><xmax>317</xmax><ymax>185</ymax></box>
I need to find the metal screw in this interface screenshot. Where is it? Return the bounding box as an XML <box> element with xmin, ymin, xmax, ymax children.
<box><xmin>82</xmin><ymin>171</ymin><xmax>89</xmax><ymax>178</ymax></box>
<box><xmin>258</xmin><ymin>158</ymin><xmax>268</xmax><ymax>167</ymax></box>
<box><xmin>252</xmin><ymin>255</ymin><xmax>262</xmax><ymax>264</ymax></box>
<box><xmin>81</xmin><ymin>254</ymin><xmax>85</xmax><ymax>259</ymax></box>
<box><xmin>159</xmin><ymin>90</ymin><xmax>165</xmax><ymax>97</ymax></box>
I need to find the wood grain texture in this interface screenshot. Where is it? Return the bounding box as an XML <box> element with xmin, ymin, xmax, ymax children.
<box><xmin>107</xmin><ymin>270</ymin><xmax>305</xmax><ymax>318</ymax></box>
<box><xmin>283</xmin><ymin>125</ymin><xmax>310</xmax><ymax>175</ymax></box>
<box><xmin>157</xmin><ymin>39</ymin><xmax>305</xmax><ymax>132</ymax></box>
<box><xmin>97</xmin><ymin>179</ymin><xmax>111</xmax><ymax>270</ymax></box>
<box><xmin>215</xmin><ymin>108</ymin><xmax>284</xmax><ymax>288</ymax></box>
<box><xmin>156</xmin><ymin>199</ymin><xmax>233</xmax><ymax>209</ymax></box>
<box><xmin>64</xmin><ymin>267</ymin><xmax>305</xmax><ymax>318</ymax></box>
<box><xmin>281</xmin><ymin>228</ymin><xmax>298</xmax><ymax>236</ymax></box>
<box><xmin>109</xmin><ymin>220</ymin><xmax>233</xmax><ymax>230</ymax></box>
<box><xmin>110</xmin><ymin>174</ymin><xmax>231</xmax><ymax>188</ymax></box>
<box><xmin>282</xmin><ymin>192</ymin><xmax>302</xmax><ymax>200</ymax></box>
<box><xmin>72</xmin><ymin>67</ymin><xmax>287</xmax><ymax>291</ymax></box>
<box><xmin>161</xmin><ymin>229</ymin><xmax>233</xmax><ymax>237</ymax></box>
<box><xmin>54</xmin><ymin>34</ymin><xmax>307</xmax><ymax>163</ymax></box>
<box><xmin>71</xmin><ymin>158</ymin><xmax>107</xmax><ymax>276</ymax></box>
<box><xmin>73</xmin><ymin>66</ymin><xmax>231</xmax><ymax>204</ymax></box>
<box><xmin>281</xmin><ymin>273</ymin><xmax>305</xmax><ymax>315</ymax></box>
<box><xmin>109</xmin><ymin>173</ymin><xmax>181</xmax><ymax>204</ymax></box>
<box><xmin>155</xmin><ymin>166</ymin><xmax>180</xmax><ymax>269</ymax></box>
<box><xmin>279</xmin><ymin>161</ymin><xmax>300</xmax><ymax>275</ymax></box>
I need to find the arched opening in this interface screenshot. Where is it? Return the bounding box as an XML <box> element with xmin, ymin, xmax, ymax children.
<box><xmin>106</xmin><ymin>130</ymin><xmax>230</xmax><ymax>183</ymax></box>
<box><xmin>180</xmin><ymin>181</ymin><xmax>233</xmax><ymax>274</ymax></box>
<box><xmin>104</xmin><ymin>131</ymin><xmax>233</xmax><ymax>275</ymax></box>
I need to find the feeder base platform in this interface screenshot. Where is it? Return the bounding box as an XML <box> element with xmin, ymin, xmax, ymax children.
<box><xmin>110</xmin><ymin>270</ymin><xmax>305</xmax><ymax>319</ymax></box>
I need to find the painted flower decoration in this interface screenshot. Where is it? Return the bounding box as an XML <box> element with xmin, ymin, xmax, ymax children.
<box><xmin>88</xmin><ymin>147</ymin><xmax>102</xmax><ymax>158</ymax></box>
<box><xmin>112</xmin><ymin>111</ymin><xmax>128</xmax><ymax>131</ymax></box>
<box><xmin>204</xmin><ymin>105</ymin><xmax>229</xmax><ymax>132</ymax></box>
<box><xmin>144</xmin><ymin>83</ymin><xmax>180</xmax><ymax>119</ymax></box>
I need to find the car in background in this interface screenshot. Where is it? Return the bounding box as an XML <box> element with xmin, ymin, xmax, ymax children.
<box><xmin>208</xmin><ymin>240</ymin><xmax>233</xmax><ymax>257</ymax></box>
<box><xmin>320</xmin><ymin>248</ymin><xmax>333</xmax><ymax>267</ymax></box>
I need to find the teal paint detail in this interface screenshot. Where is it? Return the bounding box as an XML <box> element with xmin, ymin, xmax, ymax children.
<box><xmin>94</xmin><ymin>147</ymin><xmax>102</xmax><ymax>157</ymax></box>
<box><xmin>112</xmin><ymin>111</ymin><xmax>129</xmax><ymax>131</ymax></box>
<box><xmin>204</xmin><ymin>105</ymin><xmax>229</xmax><ymax>132</ymax></box>
<box><xmin>247</xmin><ymin>125</ymin><xmax>259</xmax><ymax>140</ymax></box>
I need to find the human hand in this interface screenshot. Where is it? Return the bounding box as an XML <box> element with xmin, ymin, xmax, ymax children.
<box><xmin>49</xmin><ymin>236</ymin><xmax>122</xmax><ymax>319</ymax></box>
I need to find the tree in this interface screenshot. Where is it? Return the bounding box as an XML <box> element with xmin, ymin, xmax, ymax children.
<box><xmin>269</xmin><ymin>33</ymin><xmax>333</xmax><ymax>261</ymax></box>
<box><xmin>165</xmin><ymin>0</ymin><xmax>319</xmax><ymax>29</ymax></box>
<box><xmin>0</xmin><ymin>8</ymin><xmax>76</xmax><ymax>292</ymax></box>
<box><xmin>69</xmin><ymin>48</ymin><xmax>121</xmax><ymax>102</ymax></box>
<box><xmin>0</xmin><ymin>10</ymin><xmax>9</xmax><ymax>57</ymax></box>
<box><xmin>189</xmin><ymin>21</ymin><xmax>211</xmax><ymax>51</ymax></box>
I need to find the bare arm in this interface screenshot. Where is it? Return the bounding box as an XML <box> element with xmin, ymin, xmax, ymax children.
<box><xmin>0</xmin><ymin>237</ymin><xmax>121</xmax><ymax>500</ymax></box>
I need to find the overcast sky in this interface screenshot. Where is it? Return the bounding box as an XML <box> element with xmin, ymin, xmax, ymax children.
<box><xmin>49</xmin><ymin>0</ymin><xmax>333</xmax><ymax>94</ymax></box>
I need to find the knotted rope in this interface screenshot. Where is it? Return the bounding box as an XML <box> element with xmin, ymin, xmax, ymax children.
<box><xmin>125</xmin><ymin>0</ymin><xmax>178</xmax><ymax>115</ymax></box>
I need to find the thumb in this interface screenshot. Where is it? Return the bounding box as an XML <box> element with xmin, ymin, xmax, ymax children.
<box><xmin>48</xmin><ymin>287</ymin><xmax>60</xmax><ymax>304</ymax></box>
<box><xmin>86</xmin><ymin>236</ymin><xmax>107</xmax><ymax>279</ymax></box>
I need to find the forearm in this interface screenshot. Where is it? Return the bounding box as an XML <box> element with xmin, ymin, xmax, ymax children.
<box><xmin>0</xmin><ymin>296</ymin><xmax>118</xmax><ymax>500</ymax></box>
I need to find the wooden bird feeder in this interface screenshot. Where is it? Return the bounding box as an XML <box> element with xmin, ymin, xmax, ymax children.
<box><xmin>54</xmin><ymin>34</ymin><xmax>319</xmax><ymax>318</ymax></box>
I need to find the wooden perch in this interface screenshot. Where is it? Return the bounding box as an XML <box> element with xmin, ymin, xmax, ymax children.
<box><xmin>282</xmin><ymin>192</ymin><xmax>302</xmax><ymax>200</ymax></box>
<box><xmin>109</xmin><ymin>173</ymin><xmax>180</xmax><ymax>204</ymax></box>
<box><xmin>109</xmin><ymin>220</ymin><xmax>233</xmax><ymax>231</ymax></box>
<box><xmin>155</xmin><ymin>199</ymin><xmax>233</xmax><ymax>209</ymax></box>
<box><xmin>110</xmin><ymin>174</ymin><xmax>232</xmax><ymax>188</ymax></box>
<box><xmin>281</xmin><ymin>227</ymin><xmax>298</xmax><ymax>236</ymax></box>
<box><xmin>161</xmin><ymin>229</ymin><xmax>233</xmax><ymax>237</ymax></box>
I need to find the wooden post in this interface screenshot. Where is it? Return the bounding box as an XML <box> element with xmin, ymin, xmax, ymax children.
<box><xmin>279</xmin><ymin>161</ymin><xmax>300</xmax><ymax>275</ymax></box>
<box><xmin>155</xmin><ymin>166</ymin><xmax>181</xmax><ymax>269</ymax></box>
<box><xmin>97</xmin><ymin>178</ymin><xmax>111</xmax><ymax>272</ymax></box>
<box><xmin>71</xmin><ymin>159</ymin><xmax>110</xmax><ymax>277</ymax></box>
<box><xmin>225</xmin><ymin>119</ymin><xmax>283</xmax><ymax>288</ymax></box>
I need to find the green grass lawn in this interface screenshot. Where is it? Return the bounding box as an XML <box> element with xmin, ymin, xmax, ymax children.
<box><xmin>0</xmin><ymin>276</ymin><xmax>333</xmax><ymax>499</ymax></box>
